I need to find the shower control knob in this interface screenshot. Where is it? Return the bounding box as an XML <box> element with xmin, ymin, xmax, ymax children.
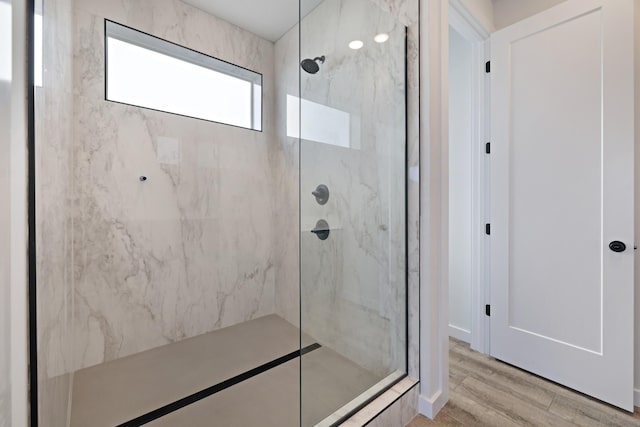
<box><xmin>312</xmin><ymin>184</ymin><xmax>329</xmax><ymax>205</ymax></box>
<box><xmin>311</xmin><ymin>219</ymin><xmax>330</xmax><ymax>241</ymax></box>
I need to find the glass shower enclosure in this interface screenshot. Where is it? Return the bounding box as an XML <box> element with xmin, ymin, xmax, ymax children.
<box><xmin>31</xmin><ymin>0</ymin><xmax>418</xmax><ymax>425</ymax></box>
<box><xmin>298</xmin><ymin>0</ymin><xmax>411</xmax><ymax>423</ymax></box>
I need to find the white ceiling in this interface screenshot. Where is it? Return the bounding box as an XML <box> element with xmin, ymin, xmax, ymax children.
<box><xmin>183</xmin><ymin>0</ymin><xmax>323</xmax><ymax>42</ymax></box>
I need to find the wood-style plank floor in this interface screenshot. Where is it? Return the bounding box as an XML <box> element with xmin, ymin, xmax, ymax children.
<box><xmin>408</xmin><ymin>338</ymin><xmax>640</xmax><ymax>426</ymax></box>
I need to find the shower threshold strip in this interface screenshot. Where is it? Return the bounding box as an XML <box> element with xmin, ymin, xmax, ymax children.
<box><xmin>117</xmin><ymin>342</ymin><xmax>321</xmax><ymax>427</ymax></box>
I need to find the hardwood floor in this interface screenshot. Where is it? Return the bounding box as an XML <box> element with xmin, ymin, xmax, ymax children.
<box><xmin>408</xmin><ymin>338</ymin><xmax>640</xmax><ymax>426</ymax></box>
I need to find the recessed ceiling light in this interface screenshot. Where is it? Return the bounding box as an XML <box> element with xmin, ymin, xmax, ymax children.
<box><xmin>348</xmin><ymin>40</ymin><xmax>364</xmax><ymax>50</ymax></box>
<box><xmin>374</xmin><ymin>33</ymin><xmax>389</xmax><ymax>43</ymax></box>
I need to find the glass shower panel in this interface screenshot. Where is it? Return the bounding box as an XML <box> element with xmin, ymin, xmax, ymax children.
<box><xmin>299</xmin><ymin>0</ymin><xmax>414</xmax><ymax>424</ymax></box>
<box><xmin>36</xmin><ymin>0</ymin><xmax>303</xmax><ymax>425</ymax></box>
<box><xmin>33</xmin><ymin>0</ymin><xmax>416</xmax><ymax>422</ymax></box>
<box><xmin>34</xmin><ymin>0</ymin><xmax>77</xmax><ymax>423</ymax></box>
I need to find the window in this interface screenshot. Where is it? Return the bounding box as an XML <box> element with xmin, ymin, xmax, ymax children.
<box><xmin>286</xmin><ymin>95</ymin><xmax>355</xmax><ymax>148</ymax></box>
<box><xmin>105</xmin><ymin>20</ymin><xmax>262</xmax><ymax>131</ymax></box>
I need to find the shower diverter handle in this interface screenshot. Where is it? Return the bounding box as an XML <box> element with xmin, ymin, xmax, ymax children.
<box><xmin>311</xmin><ymin>219</ymin><xmax>330</xmax><ymax>241</ymax></box>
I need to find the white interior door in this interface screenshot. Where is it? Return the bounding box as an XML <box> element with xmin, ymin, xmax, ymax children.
<box><xmin>490</xmin><ymin>0</ymin><xmax>635</xmax><ymax>411</ymax></box>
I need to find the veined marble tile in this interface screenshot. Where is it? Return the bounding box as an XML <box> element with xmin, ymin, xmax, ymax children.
<box><xmin>274</xmin><ymin>0</ymin><xmax>418</xmax><ymax>380</ymax></box>
<box><xmin>342</xmin><ymin>377</ymin><xmax>419</xmax><ymax>426</ymax></box>
<box><xmin>272</xmin><ymin>17</ymin><xmax>301</xmax><ymax>330</ymax></box>
<box><xmin>371</xmin><ymin>0</ymin><xmax>419</xmax><ymax>27</ymax></box>
<box><xmin>69</xmin><ymin>0</ymin><xmax>278</xmax><ymax>371</ymax></box>
<box><xmin>406</xmin><ymin>13</ymin><xmax>421</xmax><ymax>381</ymax></box>
<box><xmin>35</xmin><ymin>0</ymin><xmax>76</xmax><ymax>425</ymax></box>
<box><xmin>366</xmin><ymin>382</ymin><xmax>420</xmax><ymax>427</ymax></box>
<box><xmin>36</xmin><ymin>0</ymin><xmax>420</xmax><ymax>425</ymax></box>
<box><xmin>0</xmin><ymin>82</ymin><xmax>11</xmax><ymax>427</ymax></box>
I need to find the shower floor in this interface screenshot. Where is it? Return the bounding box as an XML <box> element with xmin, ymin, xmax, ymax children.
<box><xmin>70</xmin><ymin>315</ymin><xmax>382</xmax><ymax>426</ymax></box>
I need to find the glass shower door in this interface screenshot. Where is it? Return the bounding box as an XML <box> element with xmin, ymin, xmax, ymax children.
<box><xmin>298</xmin><ymin>0</ymin><xmax>412</xmax><ymax>424</ymax></box>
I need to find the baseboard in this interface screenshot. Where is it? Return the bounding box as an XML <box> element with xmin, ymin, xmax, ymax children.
<box><xmin>634</xmin><ymin>388</ymin><xmax>640</xmax><ymax>407</ymax></box>
<box><xmin>418</xmin><ymin>390</ymin><xmax>447</xmax><ymax>419</ymax></box>
<box><xmin>448</xmin><ymin>325</ymin><xmax>471</xmax><ymax>343</ymax></box>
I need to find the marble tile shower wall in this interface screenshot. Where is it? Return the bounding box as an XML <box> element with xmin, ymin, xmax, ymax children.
<box><xmin>385</xmin><ymin>0</ymin><xmax>420</xmax><ymax>381</ymax></box>
<box><xmin>0</xmin><ymin>83</ymin><xmax>11</xmax><ymax>427</ymax></box>
<box><xmin>35</xmin><ymin>0</ymin><xmax>76</xmax><ymax>423</ymax></box>
<box><xmin>299</xmin><ymin>0</ymin><xmax>407</xmax><ymax>377</ymax></box>
<box><xmin>37</xmin><ymin>4</ymin><xmax>418</xmax><ymax>425</ymax></box>
<box><xmin>273</xmin><ymin>0</ymin><xmax>419</xmax><ymax>378</ymax></box>
<box><xmin>369</xmin><ymin>0</ymin><xmax>420</xmax><ymax>381</ymax></box>
<box><xmin>273</xmin><ymin>24</ymin><xmax>301</xmax><ymax>328</ymax></box>
<box><xmin>69</xmin><ymin>0</ymin><xmax>279</xmax><ymax>371</ymax></box>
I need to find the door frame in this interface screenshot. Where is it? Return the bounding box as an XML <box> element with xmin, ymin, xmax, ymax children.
<box><xmin>448</xmin><ymin>0</ymin><xmax>491</xmax><ymax>355</ymax></box>
<box><xmin>418</xmin><ymin>0</ymin><xmax>491</xmax><ymax>418</ymax></box>
<box><xmin>423</xmin><ymin>0</ymin><xmax>638</xmax><ymax>418</ymax></box>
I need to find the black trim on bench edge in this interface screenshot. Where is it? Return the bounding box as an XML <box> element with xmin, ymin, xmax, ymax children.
<box><xmin>117</xmin><ymin>343</ymin><xmax>322</xmax><ymax>427</ymax></box>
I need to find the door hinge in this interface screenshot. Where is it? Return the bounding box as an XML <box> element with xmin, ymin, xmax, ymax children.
<box><xmin>485</xmin><ymin>304</ymin><xmax>491</xmax><ymax>316</ymax></box>
<box><xmin>485</xmin><ymin>223</ymin><xmax>491</xmax><ymax>235</ymax></box>
<box><xmin>485</xmin><ymin>142</ymin><xmax>490</xmax><ymax>154</ymax></box>
<box><xmin>485</xmin><ymin>61</ymin><xmax>491</xmax><ymax>73</ymax></box>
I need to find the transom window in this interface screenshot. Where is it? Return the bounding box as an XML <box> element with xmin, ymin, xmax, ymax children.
<box><xmin>105</xmin><ymin>20</ymin><xmax>262</xmax><ymax>131</ymax></box>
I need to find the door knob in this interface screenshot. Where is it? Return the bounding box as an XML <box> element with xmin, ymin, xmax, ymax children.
<box><xmin>609</xmin><ymin>241</ymin><xmax>626</xmax><ymax>253</ymax></box>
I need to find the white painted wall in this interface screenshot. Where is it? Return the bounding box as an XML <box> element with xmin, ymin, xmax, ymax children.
<box><xmin>460</xmin><ymin>0</ymin><xmax>494</xmax><ymax>32</ymax></box>
<box><xmin>418</xmin><ymin>0</ymin><xmax>449</xmax><ymax>418</ymax></box>
<box><xmin>492</xmin><ymin>0</ymin><xmax>566</xmax><ymax>30</ymax></box>
<box><xmin>448</xmin><ymin>27</ymin><xmax>473</xmax><ymax>343</ymax></box>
